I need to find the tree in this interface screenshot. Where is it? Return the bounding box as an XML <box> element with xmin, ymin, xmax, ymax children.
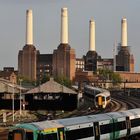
<box><xmin>54</xmin><ymin>75</ymin><xmax>72</xmax><ymax>88</ymax></box>
<box><xmin>97</xmin><ymin>68</ymin><xmax>122</xmax><ymax>85</ymax></box>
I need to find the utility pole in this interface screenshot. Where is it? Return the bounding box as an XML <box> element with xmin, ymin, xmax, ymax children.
<box><xmin>12</xmin><ymin>77</ymin><xmax>15</xmax><ymax>123</ymax></box>
<box><xmin>19</xmin><ymin>79</ymin><xmax>23</xmax><ymax>116</ymax></box>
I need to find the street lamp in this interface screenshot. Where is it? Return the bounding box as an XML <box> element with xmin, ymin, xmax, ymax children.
<box><xmin>19</xmin><ymin>79</ymin><xmax>23</xmax><ymax>116</ymax></box>
<box><xmin>12</xmin><ymin>80</ymin><xmax>15</xmax><ymax>122</ymax></box>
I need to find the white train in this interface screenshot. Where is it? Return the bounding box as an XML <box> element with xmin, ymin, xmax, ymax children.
<box><xmin>9</xmin><ymin>108</ymin><xmax>140</xmax><ymax>140</ymax></box>
<box><xmin>83</xmin><ymin>85</ymin><xmax>111</xmax><ymax>108</ymax></box>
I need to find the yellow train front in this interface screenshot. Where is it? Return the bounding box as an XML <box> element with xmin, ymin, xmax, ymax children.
<box><xmin>95</xmin><ymin>91</ymin><xmax>111</xmax><ymax>109</ymax></box>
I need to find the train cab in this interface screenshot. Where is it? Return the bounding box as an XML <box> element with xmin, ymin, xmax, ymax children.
<box><xmin>8</xmin><ymin>121</ymin><xmax>65</xmax><ymax>140</ymax></box>
<box><xmin>95</xmin><ymin>91</ymin><xmax>111</xmax><ymax>109</ymax></box>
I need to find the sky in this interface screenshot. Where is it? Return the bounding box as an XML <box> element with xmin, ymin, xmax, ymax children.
<box><xmin>0</xmin><ymin>0</ymin><xmax>140</xmax><ymax>71</ymax></box>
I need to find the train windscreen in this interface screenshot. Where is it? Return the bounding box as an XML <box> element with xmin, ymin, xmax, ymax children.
<box><xmin>26</xmin><ymin>132</ymin><xmax>33</xmax><ymax>140</ymax></box>
<box><xmin>14</xmin><ymin>133</ymin><xmax>22</xmax><ymax>140</ymax></box>
<box><xmin>37</xmin><ymin>133</ymin><xmax>58</xmax><ymax>140</ymax></box>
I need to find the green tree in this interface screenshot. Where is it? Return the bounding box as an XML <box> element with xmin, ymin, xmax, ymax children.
<box><xmin>54</xmin><ymin>75</ymin><xmax>72</xmax><ymax>88</ymax></box>
<box><xmin>97</xmin><ymin>68</ymin><xmax>122</xmax><ymax>85</ymax></box>
<box><xmin>41</xmin><ymin>74</ymin><xmax>50</xmax><ymax>84</ymax></box>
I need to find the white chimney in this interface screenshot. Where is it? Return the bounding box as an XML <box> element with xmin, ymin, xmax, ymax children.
<box><xmin>61</xmin><ymin>8</ymin><xmax>68</xmax><ymax>44</ymax></box>
<box><xmin>121</xmin><ymin>17</ymin><xmax>127</xmax><ymax>46</ymax></box>
<box><xmin>26</xmin><ymin>9</ymin><xmax>33</xmax><ymax>45</ymax></box>
<box><xmin>89</xmin><ymin>19</ymin><xmax>95</xmax><ymax>51</ymax></box>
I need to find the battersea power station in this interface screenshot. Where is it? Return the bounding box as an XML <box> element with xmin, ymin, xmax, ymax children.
<box><xmin>16</xmin><ymin>8</ymin><xmax>137</xmax><ymax>85</ymax></box>
<box><xmin>18</xmin><ymin>8</ymin><xmax>75</xmax><ymax>82</ymax></box>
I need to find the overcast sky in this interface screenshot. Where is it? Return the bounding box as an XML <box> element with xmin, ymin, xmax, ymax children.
<box><xmin>0</xmin><ymin>0</ymin><xmax>140</xmax><ymax>71</ymax></box>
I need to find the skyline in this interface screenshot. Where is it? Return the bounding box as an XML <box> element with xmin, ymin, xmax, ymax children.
<box><xmin>0</xmin><ymin>0</ymin><xmax>140</xmax><ymax>71</ymax></box>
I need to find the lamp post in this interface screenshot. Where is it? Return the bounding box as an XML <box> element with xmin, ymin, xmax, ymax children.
<box><xmin>12</xmin><ymin>80</ymin><xmax>15</xmax><ymax>122</ymax></box>
<box><xmin>19</xmin><ymin>79</ymin><xmax>23</xmax><ymax>116</ymax></box>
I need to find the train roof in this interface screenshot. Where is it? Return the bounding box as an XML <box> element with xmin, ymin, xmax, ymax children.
<box><xmin>13</xmin><ymin>108</ymin><xmax>140</xmax><ymax>132</ymax></box>
<box><xmin>57</xmin><ymin>114</ymin><xmax>112</xmax><ymax>126</ymax></box>
<box><xmin>15</xmin><ymin>120</ymin><xmax>63</xmax><ymax>132</ymax></box>
<box><xmin>106</xmin><ymin>108</ymin><xmax>140</xmax><ymax>119</ymax></box>
<box><xmin>84</xmin><ymin>85</ymin><xmax>107</xmax><ymax>93</ymax></box>
<box><xmin>95</xmin><ymin>91</ymin><xmax>110</xmax><ymax>97</ymax></box>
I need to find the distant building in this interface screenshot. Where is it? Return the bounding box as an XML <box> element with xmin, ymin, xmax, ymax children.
<box><xmin>53</xmin><ymin>8</ymin><xmax>75</xmax><ymax>80</ymax></box>
<box><xmin>97</xmin><ymin>59</ymin><xmax>113</xmax><ymax>71</ymax></box>
<box><xmin>76</xmin><ymin>58</ymin><xmax>85</xmax><ymax>72</ymax></box>
<box><xmin>53</xmin><ymin>44</ymin><xmax>75</xmax><ymax>80</ymax></box>
<box><xmin>0</xmin><ymin>67</ymin><xmax>18</xmax><ymax>83</ymax></box>
<box><xmin>18</xmin><ymin>46</ymin><xmax>39</xmax><ymax>81</ymax></box>
<box><xmin>18</xmin><ymin>10</ymin><xmax>39</xmax><ymax>81</ymax></box>
<box><xmin>37</xmin><ymin>54</ymin><xmax>53</xmax><ymax>81</ymax></box>
<box><xmin>116</xmin><ymin>18</ymin><xmax>134</xmax><ymax>72</ymax></box>
<box><xmin>129</xmin><ymin>54</ymin><xmax>134</xmax><ymax>72</ymax></box>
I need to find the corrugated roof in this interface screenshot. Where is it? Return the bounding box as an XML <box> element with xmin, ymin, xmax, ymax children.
<box><xmin>26</xmin><ymin>78</ymin><xmax>77</xmax><ymax>94</ymax></box>
<box><xmin>0</xmin><ymin>78</ymin><xmax>27</xmax><ymax>93</ymax></box>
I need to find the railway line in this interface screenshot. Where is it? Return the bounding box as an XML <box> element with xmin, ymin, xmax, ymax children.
<box><xmin>112</xmin><ymin>92</ymin><xmax>140</xmax><ymax>109</ymax></box>
<box><xmin>0</xmin><ymin>92</ymin><xmax>140</xmax><ymax>139</ymax></box>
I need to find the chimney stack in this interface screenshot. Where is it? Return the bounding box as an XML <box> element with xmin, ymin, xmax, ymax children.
<box><xmin>26</xmin><ymin>9</ymin><xmax>33</xmax><ymax>45</ymax></box>
<box><xmin>89</xmin><ymin>19</ymin><xmax>95</xmax><ymax>51</ymax></box>
<box><xmin>61</xmin><ymin>8</ymin><xmax>68</xmax><ymax>44</ymax></box>
<box><xmin>121</xmin><ymin>17</ymin><xmax>127</xmax><ymax>46</ymax></box>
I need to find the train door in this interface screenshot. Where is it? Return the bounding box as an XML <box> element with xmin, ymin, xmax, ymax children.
<box><xmin>11</xmin><ymin>129</ymin><xmax>26</xmax><ymax>140</ymax></box>
<box><xmin>57</xmin><ymin>127</ymin><xmax>65</xmax><ymax>140</ymax></box>
<box><xmin>93</xmin><ymin>122</ymin><xmax>100</xmax><ymax>140</ymax></box>
<box><xmin>8</xmin><ymin>132</ymin><xmax>12</xmax><ymax>140</ymax></box>
<box><xmin>98</xmin><ymin>96</ymin><xmax>102</xmax><ymax>108</ymax></box>
<box><xmin>126</xmin><ymin>116</ymin><xmax>131</xmax><ymax>137</ymax></box>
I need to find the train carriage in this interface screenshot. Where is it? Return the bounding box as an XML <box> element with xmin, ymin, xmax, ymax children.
<box><xmin>57</xmin><ymin>114</ymin><xmax>113</xmax><ymax>140</ymax></box>
<box><xmin>8</xmin><ymin>120</ymin><xmax>65</xmax><ymax>140</ymax></box>
<box><xmin>8</xmin><ymin>108</ymin><xmax>140</xmax><ymax>140</ymax></box>
<box><xmin>84</xmin><ymin>85</ymin><xmax>111</xmax><ymax>109</ymax></box>
<box><xmin>95</xmin><ymin>91</ymin><xmax>111</xmax><ymax>109</ymax></box>
<box><xmin>122</xmin><ymin>108</ymin><xmax>140</xmax><ymax>136</ymax></box>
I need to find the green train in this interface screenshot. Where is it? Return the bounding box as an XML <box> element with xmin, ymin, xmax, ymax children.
<box><xmin>8</xmin><ymin>108</ymin><xmax>140</xmax><ymax>140</ymax></box>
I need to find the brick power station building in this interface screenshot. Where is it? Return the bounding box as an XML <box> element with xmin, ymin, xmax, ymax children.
<box><xmin>18</xmin><ymin>8</ymin><xmax>75</xmax><ymax>82</ymax></box>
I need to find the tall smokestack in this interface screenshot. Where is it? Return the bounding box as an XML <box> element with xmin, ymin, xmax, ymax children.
<box><xmin>89</xmin><ymin>19</ymin><xmax>95</xmax><ymax>51</ymax></box>
<box><xmin>121</xmin><ymin>17</ymin><xmax>127</xmax><ymax>46</ymax></box>
<box><xmin>26</xmin><ymin>9</ymin><xmax>33</xmax><ymax>45</ymax></box>
<box><xmin>61</xmin><ymin>8</ymin><xmax>68</xmax><ymax>44</ymax></box>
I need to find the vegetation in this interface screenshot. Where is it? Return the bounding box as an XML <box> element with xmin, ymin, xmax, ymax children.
<box><xmin>97</xmin><ymin>69</ymin><xmax>122</xmax><ymax>85</ymax></box>
<box><xmin>54</xmin><ymin>75</ymin><xmax>72</xmax><ymax>88</ymax></box>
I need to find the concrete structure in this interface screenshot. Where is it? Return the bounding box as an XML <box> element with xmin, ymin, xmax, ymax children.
<box><xmin>85</xmin><ymin>19</ymin><xmax>99</xmax><ymax>71</ymax></box>
<box><xmin>89</xmin><ymin>19</ymin><xmax>95</xmax><ymax>51</ymax></box>
<box><xmin>53</xmin><ymin>8</ymin><xmax>75</xmax><ymax>81</ymax></box>
<box><xmin>61</xmin><ymin>8</ymin><xmax>68</xmax><ymax>44</ymax></box>
<box><xmin>116</xmin><ymin>18</ymin><xmax>134</xmax><ymax>72</ymax></box>
<box><xmin>18</xmin><ymin>9</ymin><xmax>38</xmax><ymax>81</ymax></box>
<box><xmin>121</xmin><ymin>18</ymin><xmax>127</xmax><ymax>46</ymax></box>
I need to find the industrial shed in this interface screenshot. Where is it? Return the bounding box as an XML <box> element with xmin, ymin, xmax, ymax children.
<box><xmin>23</xmin><ymin>78</ymin><xmax>78</xmax><ymax>111</ymax></box>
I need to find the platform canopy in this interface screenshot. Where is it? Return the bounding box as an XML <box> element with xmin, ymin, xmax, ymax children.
<box><xmin>26</xmin><ymin>78</ymin><xmax>77</xmax><ymax>95</ymax></box>
<box><xmin>0</xmin><ymin>78</ymin><xmax>27</xmax><ymax>93</ymax></box>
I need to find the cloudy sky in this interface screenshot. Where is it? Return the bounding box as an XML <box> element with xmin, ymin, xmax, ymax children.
<box><xmin>0</xmin><ymin>0</ymin><xmax>140</xmax><ymax>71</ymax></box>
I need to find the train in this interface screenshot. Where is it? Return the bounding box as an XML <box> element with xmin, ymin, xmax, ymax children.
<box><xmin>83</xmin><ymin>85</ymin><xmax>111</xmax><ymax>108</ymax></box>
<box><xmin>8</xmin><ymin>108</ymin><xmax>140</xmax><ymax>140</ymax></box>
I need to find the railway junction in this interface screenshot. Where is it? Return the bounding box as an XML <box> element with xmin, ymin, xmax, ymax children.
<box><xmin>0</xmin><ymin>78</ymin><xmax>140</xmax><ymax>139</ymax></box>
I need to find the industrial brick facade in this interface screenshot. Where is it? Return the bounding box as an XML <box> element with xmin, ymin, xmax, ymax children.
<box><xmin>53</xmin><ymin>44</ymin><xmax>75</xmax><ymax>81</ymax></box>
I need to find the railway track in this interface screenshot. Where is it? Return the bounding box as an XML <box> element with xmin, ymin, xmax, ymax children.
<box><xmin>112</xmin><ymin>92</ymin><xmax>140</xmax><ymax>109</ymax></box>
<box><xmin>1</xmin><ymin>92</ymin><xmax>140</xmax><ymax>140</ymax></box>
